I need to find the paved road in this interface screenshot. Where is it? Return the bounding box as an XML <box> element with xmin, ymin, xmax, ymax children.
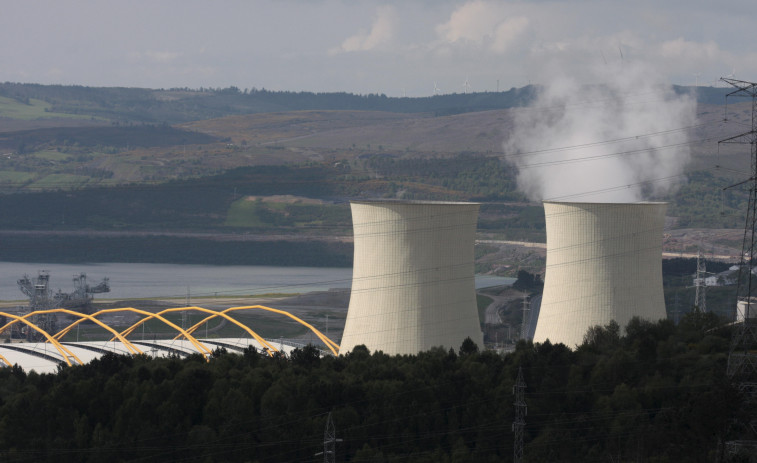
<box><xmin>483</xmin><ymin>293</ymin><xmax>521</xmax><ymax>325</ymax></box>
<box><xmin>478</xmin><ymin>238</ymin><xmax>737</xmax><ymax>261</ymax></box>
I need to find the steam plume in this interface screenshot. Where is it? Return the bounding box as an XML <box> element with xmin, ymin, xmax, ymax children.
<box><xmin>503</xmin><ymin>64</ymin><xmax>697</xmax><ymax>202</ymax></box>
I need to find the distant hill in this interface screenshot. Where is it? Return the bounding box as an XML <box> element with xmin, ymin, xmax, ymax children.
<box><xmin>0</xmin><ymin>82</ymin><xmax>538</xmax><ymax>123</ymax></box>
<box><xmin>0</xmin><ymin>82</ymin><xmax>732</xmax><ymax>124</ymax></box>
<box><xmin>0</xmin><ymin>81</ymin><xmax>747</xmax><ymax>271</ymax></box>
<box><xmin>0</xmin><ymin>124</ymin><xmax>218</xmax><ymax>153</ymax></box>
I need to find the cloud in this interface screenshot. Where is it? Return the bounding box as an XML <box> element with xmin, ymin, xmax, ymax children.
<box><xmin>658</xmin><ymin>38</ymin><xmax>720</xmax><ymax>60</ymax></box>
<box><xmin>145</xmin><ymin>50</ymin><xmax>180</xmax><ymax>63</ymax></box>
<box><xmin>332</xmin><ymin>5</ymin><xmax>397</xmax><ymax>54</ymax></box>
<box><xmin>128</xmin><ymin>50</ymin><xmax>181</xmax><ymax>63</ymax></box>
<box><xmin>491</xmin><ymin>17</ymin><xmax>529</xmax><ymax>53</ymax></box>
<box><xmin>435</xmin><ymin>1</ymin><xmax>529</xmax><ymax>53</ymax></box>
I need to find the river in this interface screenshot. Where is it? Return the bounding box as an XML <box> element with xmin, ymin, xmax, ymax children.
<box><xmin>0</xmin><ymin>262</ymin><xmax>514</xmax><ymax>302</ymax></box>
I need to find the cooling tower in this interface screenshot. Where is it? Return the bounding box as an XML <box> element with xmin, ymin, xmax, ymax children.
<box><xmin>339</xmin><ymin>200</ymin><xmax>483</xmax><ymax>355</ymax></box>
<box><xmin>533</xmin><ymin>201</ymin><xmax>668</xmax><ymax>347</ymax></box>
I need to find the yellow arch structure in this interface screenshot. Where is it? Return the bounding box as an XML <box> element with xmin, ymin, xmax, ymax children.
<box><xmin>0</xmin><ymin>311</ymin><xmax>82</xmax><ymax>366</ymax></box>
<box><xmin>53</xmin><ymin>307</ymin><xmax>212</xmax><ymax>361</ymax></box>
<box><xmin>0</xmin><ymin>305</ymin><xmax>339</xmax><ymax>369</ymax></box>
<box><xmin>175</xmin><ymin>305</ymin><xmax>340</xmax><ymax>356</ymax></box>
<box><xmin>117</xmin><ymin>307</ymin><xmax>278</xmax><ymax>356</ymax></box>
<box><xmin>18</xmin><ymin>309</ymin><xmax>144</xmax><ymax>356</ymax></box>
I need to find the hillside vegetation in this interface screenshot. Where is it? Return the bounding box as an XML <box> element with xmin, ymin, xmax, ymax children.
<box><xmin>0</xmin><ymin>83</ymin><xmax>750</xmax><ymax>273</ymax></box>
<box><xmin>0</xmin><ymin>82</ymin><xmax>541</xmax><ymax>123</ymax></box>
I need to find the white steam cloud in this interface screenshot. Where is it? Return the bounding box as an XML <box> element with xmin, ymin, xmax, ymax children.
<box><xmin>503</xmin><ymin>64</ymin><xmax>697</xmax><ymax>202</ymax></box>
<box><xmin>332</xmin><ymin>5</ymin><xmax>397</xmax><ymax>54</ymax></box>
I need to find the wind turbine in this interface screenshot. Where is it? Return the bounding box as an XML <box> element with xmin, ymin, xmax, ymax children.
<box><xmin>433</xmin><ymin>81</ymin><xmax>441</xmax><ymax>96</ymax></box>
<box><xmin>463</xmin><ymin>77</ymin><xmax>471</xmax><ymax>94</ymax></box>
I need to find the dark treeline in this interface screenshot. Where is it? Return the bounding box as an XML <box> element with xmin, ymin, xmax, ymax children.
<box><xmin>0</xmin><ymin>165</ymin><xmax>349</xmax><ymax>230</ymax></box>
<box><xmin>0</xmin><ymin>235</ymin><xmax>352</xmax><ymax>267</ymax></box>
<box><xmin>0</xmin><ymin>313</ymin><xmax>741</xmax><ymax>462</ymax></box>
<box><xmin>0</xmin><ymin>82</ymin><xmax>539</xmax><ymax>123</ymax></box>
<box><xmin>0</xmin><ymin>160</ymin><xmax>531</xmax><ymax>231</ymax></box>
<box><xmin>662</xmin><ymin>257</ymin><xmax>733</xmax><ymax>276</ymax></box>
<box><xmin>0</xmin><ymin>125</ymin><xmax>218</xmax><ymax>153</ymax></box>
<box><xmin>0</xmin><ymin>82</ymin><xmax>731</xmax><ymax>124</ymax></box>
<box><xmin>361</xmin><ymin>154</ymin><xmax>522</xmax><ymax>202</ymax></box>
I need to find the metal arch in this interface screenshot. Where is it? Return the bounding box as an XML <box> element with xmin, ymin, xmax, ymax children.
<box><xmin>56</xmin><ymin>307</ymin><xmax>213</xmax><ymax>361</ymax></box>
<box><xmin>177</xmin><ymin>305</ymin><xmax>340</xmax><ymax>355</ymax></box>
<box><xmin>233</xmin><ymin>305</ymin><xmax>340</xmax><ymax>354</ymax></box>
<box><xmin>0</xmin><ymin>353</ymin><xmax>11</xmax><ymax>368</ymax></box>
<box><xmin>119</xmin><ymin>307</ymin><xmax>279</xmax><ymax>356</ymax></box>
<box><xmin>0</xmin><ymin>311</ymin><xmax>82</xmax><ymax>366</ymax></box>
<box><xmin>26</xmin><ymin>309</ymin><xmax>144</xmax><ymax>356</ymax></box>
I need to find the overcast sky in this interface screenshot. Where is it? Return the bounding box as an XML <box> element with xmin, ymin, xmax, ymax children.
<box><xmin>2</xmin><ymin>0</ymin><xmax>755</xmax><ymax>96</ymax></box>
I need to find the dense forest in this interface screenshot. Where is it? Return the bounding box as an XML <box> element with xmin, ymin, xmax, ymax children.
<box><xmin>0</xmin><ymin>313</ymin><xmax>744</xmax><ymax>463</ymax></box>
<box><xmin>0</xmin><ymin>82</ymin><xmax>730</xmax><ymax>124</ymax></box>
<box><xmin>0</xmin><ymin>124</ymin><xmax>218</xmax><ymax>154</ymax></box>
<box><xmin>0</xmin><ymin>83</ymin><xmax>539</xmax><ymax>123</ymax></box>
<box><xmin>0</xmin><ymin>234</ymin><xmax>352</xmax><ymax>267</ymax></box>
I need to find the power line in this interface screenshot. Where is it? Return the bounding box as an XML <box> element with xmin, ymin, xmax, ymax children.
<box><xmin>720</xmin><ymin>76</ymin><xmax>757</xmax><ymax>461</ymax></box>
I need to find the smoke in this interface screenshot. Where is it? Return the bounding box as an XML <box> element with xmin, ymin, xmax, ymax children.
<box><xmin>503</xmin><ymin>63</ymin><xmax>697</xmax><ymax>202</ymax></box>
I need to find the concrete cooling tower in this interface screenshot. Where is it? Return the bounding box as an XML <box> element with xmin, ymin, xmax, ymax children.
<box><xmin>339</xmin><ymin>200</ymin><xmax>483</xmax><ymax>355</ymax></box>
<box><xmin>533</xmin><ymin>201</ymin><xmax>668</xmax><ymax>347</ymax></box>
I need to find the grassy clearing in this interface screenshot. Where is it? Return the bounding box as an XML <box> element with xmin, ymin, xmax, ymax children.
<box><xmin>0</xmin><ymin>96</ymin><xmax>90</xmax><ymax>120</ymax></box>
<box><xmin>225</xmin><ymin>198</ymin><xmax>267</xmax><ymax>227</ymax></box>
<box><xmin>32</xmin><ymin>150</ymin><xmax>73</xmax><ymax>161</ymax></box>
<box><xmin>30</xmin><ymin>174</ymin><xmax>91</xmax><ymax>189</ymax></box>
<box><xmin>0</xmin><ymin>170</ymin><xmax>36</xmax><ymax>184</ymax></box>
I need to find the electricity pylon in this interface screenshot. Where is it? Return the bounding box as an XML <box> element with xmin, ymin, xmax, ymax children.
<box><xmin>721</xmin><ymin>77</ymin><xmax>757</xmax><ymax>461</ymax></box>
<box><xmin>513</xmin><ymin>367</ymin><xmax>527</xmax><ymax>463</ymax></box>
<box><xmin>316</xmin><ymin>412</ymin><xmax>342</xmax><ymax>463</ymax></box>
<box><xmin>520</xmin><ymin>294</ymin><xmax>531</xmax><ymax>340</ymax></box>
<box><xmin>694</xmin><ymin>250</ymin><xmax>708</xmax><ymax>312</ymax></box>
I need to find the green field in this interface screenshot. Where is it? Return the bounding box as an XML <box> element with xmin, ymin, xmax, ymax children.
<box><xmin>29</xmin><ymin>173</ymin><xmax>91</xmax><ymax>189</ymax></box>
<box><xmin>0</xmin><ymin>170</ymin><xmax>35</xmax><ymax>184</ymax></box>
<box><xmin>0</xmin><ymin>96</ymin><xmax>91</xmax><ymax>120</ymax></box>
<box><xmin>32</xmin><ymin>149</ymin><xmax>73</xmax><ymax>161</ymax></box>
<box><xmin>224</xmin><ymin>198</ymin><xmax>270</xmax><ymax>227</ymax></box>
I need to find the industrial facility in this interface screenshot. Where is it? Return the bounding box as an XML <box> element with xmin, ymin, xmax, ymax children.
<box><xmin>533</xmin><ymin>201</ymin><xmax>668</xmax><ymax>347</ymax></box>
<box><xmin>339</xmin><ymin>200</ymin><xmax>483</xmax><ymax>355</ymax></box>
<box><xmin>0</xmin><ymin>305</ymin><xmax>338</xmax><ymax>373</ymax></box>
<box><xmin>15</xmin><ymin>271</ymin><xmax>110</xmax><ymax>340</ymax></box>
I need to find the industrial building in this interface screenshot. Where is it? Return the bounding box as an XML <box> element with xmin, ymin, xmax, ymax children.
<box><xmin>339</xmin><ymin>200</ymin><xmax>483</xmax><ymax>355</ymax></box>
<box><xmin>533</xmin><ymin>201</ymin><xmax>668</xmax><ymax>347</ymax></box>
<box><xmin>0</xmin><ymin>338</ymin><xmax>310</xmax><ymax>374</ymax></box>
<box><xmin>0</xmin><ymin>305</ymin><xmax>338</xmax><ymax>373</ymax></box>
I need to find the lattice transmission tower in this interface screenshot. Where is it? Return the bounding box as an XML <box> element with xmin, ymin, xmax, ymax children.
<box><xmin>720</xmin><ymin>77</ymin><xmax>757</xmax><ymax>461</ymax></box>
<box><xmin>316</xmin><ymin>412</ymin><xmax>342</xmax><ymax>463</ymax></box>
<box><xmin>512</xmin><ymin>367</ymin><xmax>527</xmax><ymax>463</ymax></box>
<box><xmin>520</xmin><ymin>294</ymin><xmax>531</xmax><ymax>341</ymax></box>
<box><xmin>694</xmin><ymin>250</ymin><xmax>708</xmax><ymax>312</ymax></box>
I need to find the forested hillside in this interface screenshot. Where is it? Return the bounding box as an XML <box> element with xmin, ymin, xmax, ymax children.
<box><xmin>0</xmin><ymin>82</ymin><xmax>730</xmax><ymax>124</ymax></box>
<box><xmin>0</xmin><ymin>83</ymin><xmax>540</xmax><ymax>123</ymax></box>
<box><xmin>0</xmin><ymin>313</ymin><xmax>738</xmax><ymax>463</ymax></box>
<box><xmin>0</xmin><ymin>82</ymin><xmax>748</xmax><ymax>270</ymax></box>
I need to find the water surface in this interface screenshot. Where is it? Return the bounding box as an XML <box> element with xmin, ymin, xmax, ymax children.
<box><xmin>0</xmin><ymin>262</ymin><xmax>513</xmax><ymax>302</ymax></box>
